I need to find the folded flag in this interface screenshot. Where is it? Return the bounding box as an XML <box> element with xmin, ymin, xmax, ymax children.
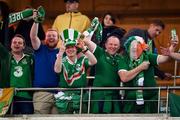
<box><xmin>0</xmin><ymin>88</ymin><xmax>14</xmax><ymax>116</ymax></box>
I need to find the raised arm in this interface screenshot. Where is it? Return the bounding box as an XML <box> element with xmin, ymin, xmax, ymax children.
<box><xmin>161</xmin><ymin>47</ymin><xmax>180</xmax><ymax>61</ymax></box>
<box><xmin>118</xmin><ymin>61</ymin><xmax>150</xmax><ymax>82</ymax></box>
<box><xmin>54</xmin><ymin>43</ymin><xmax>65</xmax><ymax>73</ymax></box>
<box><xmin>158</xmin><ymin>35</ymin><xmax>179</xmax><ymax>64</ymax></box>
<box><xmin>77</xmin><ymin>39</ymin><xmax>97</xmax><ymax>66</ymax></box>
<box><xmin>30</xmin><ymin>22</ymin><xmax>41</xmax><ymax>50</ymax></box>
<box><xmin>83</xmin><ymin>36</ymin><xmax>97</xmax><ymax>53</ymax></box>
<box><xmin>169</xmin><ymin>52</ymin><xmax>180</xmax><ymax>61</ymax></box>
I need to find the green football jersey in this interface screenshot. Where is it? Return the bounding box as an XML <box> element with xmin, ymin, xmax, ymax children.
<box><xmin>93</xmin><ymin>46</ymin><xmax>121</xmax><ymax>87</ymax></box>
<box><xmin>59</xmin><ymin>56</ymin><xmax>89</xmax><ymax>88</ymax></box>
<box><xmin>118</xmin><ymin>53</ymin><xmax>158</xmax><ymax>99</ymax></box>
<box><xmin>10</xmin><ymin>54</ymin><xmax>33</xmax><ymax>99</ymax></box>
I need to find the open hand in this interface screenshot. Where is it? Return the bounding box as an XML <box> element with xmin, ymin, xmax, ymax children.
<box><xmin>160</xmin><ymin>46</ymin><xmax>170</xmax><ymax>56</ymax></box>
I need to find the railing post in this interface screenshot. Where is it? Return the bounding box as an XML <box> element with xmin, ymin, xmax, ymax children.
<box><xmin>166</xmin><ymin>87</ymin><xmax>169</xmax><ymax>115</ymax></box>
<box><xmin>87</xmin><ymin>87</ymin><xmax>91</xmax><ymax>114</ymax></box>
<box><xmin>10</xmin><ymin>88</ymin><xmax>17</xmax><ymax>115</ymax></box>
<box><xmin>79</xmin><ymin>88</ymin><xmax>83</xmax><ymax>114</ymax></box>
<box><xmin>158</xmin><ymin>87</ymin><xmax>161</xmax><ymax>114</ymax></box>
<box><xmin>173</xmin><ymin>60</ymin><xmax>178</xmax><ymax>93</ymax></box>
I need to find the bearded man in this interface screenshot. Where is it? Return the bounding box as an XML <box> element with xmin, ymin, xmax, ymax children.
<box><xmin>30</xmin><ymin>18</ymin><xmax>59</xmax><ymax>114</ymax></box>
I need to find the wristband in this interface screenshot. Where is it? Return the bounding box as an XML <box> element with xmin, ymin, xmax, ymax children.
<box><xmin>82</xmin><ymin>47</ymin><xmax>89</xmax><ymax>53</ymax></box>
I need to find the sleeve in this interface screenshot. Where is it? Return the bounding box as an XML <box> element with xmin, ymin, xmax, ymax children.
<box><xmin>83</xmin><ymin>57</ymin><xmax>89</xmax><ymax>69</ymax></box>
<box><xmin>148</xmin><ymin>53</ymin><xmax>158</xmax><ymax>66</ymax></box>
<box><xmin>29</xmin><ymin>54</ymin><xmax>34</xmax><ymax>87</ymax></box>
<box><xmin>118</xmin><ymin>56</ymin><xmax>129</xmax><ymax>72</ymax></box>
<box><xmin>93</xmin><ymin>46</ymin><xmax>103</xmax><ymax>60</ymax></box>
<box><xmin>34</xmin><ymin>43</ymin><xmax>43</xmax><ymax>52</ymax></box>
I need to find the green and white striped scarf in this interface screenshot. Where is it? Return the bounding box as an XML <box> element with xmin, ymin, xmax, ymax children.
<box><xmin>9</xmin><ymin>6</ymin><xmax>45</xmax><ymax>25</ymax></box>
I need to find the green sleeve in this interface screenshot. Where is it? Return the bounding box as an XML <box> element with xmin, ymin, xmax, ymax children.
<box><xmin>30</xmin><ymin>55</ymin><xmax>34</xmax><ymax>87</ymax></box>
<box><xmin>118</xmin><ymin>56</ymin><xmax>129</xmax><ymax>71</ymax></box>
<box><xmin>93</xmin><ymin>46</ymin><xmax>103</xmax><ymax>60</ymax></box>
<box><xmin>148</xmin><ymin>53</ymin><xmax>158</xmax><ymax>66</ymax></box>
<box><xmin>84</xmin><ymin>57</ymin><xmax>89</xmax><ymax>69</ymax></box>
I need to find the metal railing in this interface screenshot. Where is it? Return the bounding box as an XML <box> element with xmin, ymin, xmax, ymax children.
<box><xmin>14</xmin><ymin>86</ymin><xmax>180</xmax><ymax>115</ymax></box>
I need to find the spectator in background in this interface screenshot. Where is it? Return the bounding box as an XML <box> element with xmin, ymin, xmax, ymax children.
<box><xmin>54</xmin><ymin>29</ymin><xmax>97</xmax><ymax>113</ymax></box>
<box><xmin>52</xmin><ymin>0</ymin><xmax>90</xmax><ymax>48</ymax></box>
<box><xmin>100</xmin><ymin>12</ymin><xmax>126</xmax><ymax>48</ymax></box>
<box><xmin>0</xmin><ymin>1</ymin><xmax>14</xmax><ymax>50</ymax></box>
<box><xmin>15</xmin><ymin>7</ymin><xmax>45</xmax><ymax>54</ymax></box>
<box><xmin>83</xmin><ymin>29</ymin><xmax>124</xmax><ymax>113</ymax></box>
<box><xmin>122</xmin><ymin>19</ymin><xmax>172</xmax><ymax>80</ymax></box>
<box><xmin>0</xmin><ymin>34</ymin><xmax>34</xmax><ymax>114</ymax></box>
<box><xmin>30</xmin><ymin>16</ymin><xmax>59</xmax><ymax>113</ymax></box>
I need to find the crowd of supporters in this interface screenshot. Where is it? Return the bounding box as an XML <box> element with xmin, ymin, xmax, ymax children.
<box><xmin>0</xmin><ymin>0</ymin><xmax>179</xmax><ymax>115</ymax></box>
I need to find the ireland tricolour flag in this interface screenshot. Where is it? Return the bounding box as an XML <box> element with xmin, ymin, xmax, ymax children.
<box><xmin>0</xmin><ymin>88</ymin><xmax>14</xmax><ymax>116</ymax></box>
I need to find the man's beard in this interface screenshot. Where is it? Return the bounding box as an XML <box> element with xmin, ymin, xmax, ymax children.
<box><xmin>46</xmin><ymin>42</ymin><xmax>57</xmax><ymax>49</ymax></box>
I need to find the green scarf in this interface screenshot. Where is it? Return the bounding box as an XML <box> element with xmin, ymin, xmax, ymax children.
<box><xmin>129</xmin><ymin>53</ymin><xmax>145</xmax><ymax>105</ymax></box>
<box><xmin>147</xmin><ymin>39</ymin><xmax>152</xmax><ymax>53</ymax></box>
<box><xmin>55</xmin><ymin>91</ymin><xmax>80</xmax><ymax>113</ymax></box>
<box><xmin>125</xmin><ymin>36</ymin><xmax>149</xmax><ymax>105</ymax></box>
<box><xmin>9</xmin><ymin>6</ymin><xmax>45</xmax><ymax>25</ymax></box>
<box><xmin>82</xmin><ymin>17</ymin><xmax>102</xmax><ymax>43</ymax></box>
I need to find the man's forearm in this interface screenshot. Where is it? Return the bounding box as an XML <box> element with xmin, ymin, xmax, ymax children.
<box><xmin>170</xmin><ymin>52</ymin><xmax>180</xmax><ymax>61</ymax></box>
<box><xmin>30</xmin><ymin>22</ymin><xmax>41</xmax><ymax>50</ymax></box>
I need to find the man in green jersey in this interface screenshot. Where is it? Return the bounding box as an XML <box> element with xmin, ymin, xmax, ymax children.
<box><xmin>0</xmin><ymin>34</ymin><xmax>34</xmax><ymax>114</ymax></box>
<box><xmin>83</xmin><ymin>29</ymin><xmax>124</xmax><ymax>113</ymax></box>
<box><xmin>54</xmin><ymin>28</ymin><xmax>97</xmax><ymax>113</ymax></box>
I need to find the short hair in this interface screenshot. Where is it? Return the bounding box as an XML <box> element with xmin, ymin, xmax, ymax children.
<box><xmin>151</xmin><ymin>19</ymin><xmax>165</xmax><ymax>30</ymax></box>
<box><xmin>46</xmin><ymin>28</ymin><xmax>59</xmax><ymax>39</ymax></box>
<box><xmin>102</xmin><ymin>12</ymin><xmax>116</xmax><ymax>27</ymax></box>
<box><xmin>12</xmin><ymin>34</ymin><xmax>26</xmax><ymax>46</ymax></box>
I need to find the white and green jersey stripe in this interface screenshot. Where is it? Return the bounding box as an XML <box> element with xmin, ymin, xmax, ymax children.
<box><xmin>59</xmin><ymin>56</ymin><xmax>89</xmax><ymax>87</ymax></box>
